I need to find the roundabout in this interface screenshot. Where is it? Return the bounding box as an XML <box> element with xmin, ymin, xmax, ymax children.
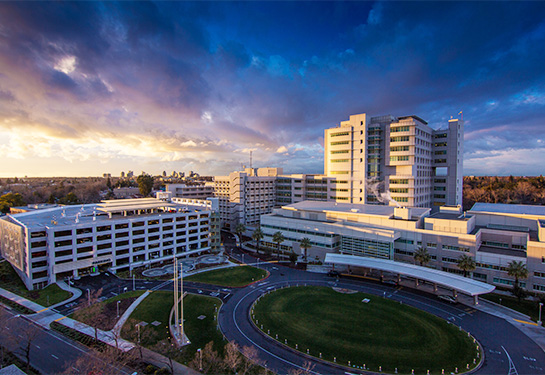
<box><xmin>251</xmin><ymin>286</ymin><xmax>480</xmax><ymax>374</ymax></box>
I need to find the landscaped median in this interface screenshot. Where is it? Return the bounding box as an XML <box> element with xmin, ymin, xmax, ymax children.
<box><xmin>120</xmin><ymin>290</ymin><xmax>225</xmax><ymax>364</ymax></box>
<box><xmin>185</xmin><ymin>265</ymin><xmax>268</xmax><ymax>287</ymax></box>
<box><xmin>252</xmin><ymin>286</ymin><xmax>481</xmax><ymax>374</ymax></box>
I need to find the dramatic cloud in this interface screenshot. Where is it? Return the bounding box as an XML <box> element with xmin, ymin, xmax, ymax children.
<box><xmin>0</xmin><ymin>1</ymin><xmax>544</xmax><ymax>177</ymax></box>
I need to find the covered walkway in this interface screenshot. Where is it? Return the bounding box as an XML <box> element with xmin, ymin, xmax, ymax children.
<box><xmin>325</xmin><ymin>253</ymin><xmax>495</xmax><ymax>304</ymax></box>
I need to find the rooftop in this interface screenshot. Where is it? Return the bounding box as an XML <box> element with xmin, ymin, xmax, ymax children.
<box><xmin>283</xmin><ymin>201</ymin><xmax>430</xmax><ymax>219</ymax></box>
<box><xmin>470</xmin><ymin>203</ymin><xmax>545</xmax><ymax>217</ymax></box>
<box><xmin>8</xmin><ymin>198</ymin><xmax>208</xmax><ymax>229</ymax></box>
<box><xmin>428</xmin><ymin>212</ymin><xmax>472</xmax><ymax>221</ymax></box>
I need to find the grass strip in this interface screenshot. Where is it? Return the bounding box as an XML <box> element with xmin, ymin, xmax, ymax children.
<box><xmin>0</xmin><ymin>294</ymin><xmax>34</xmax><ymax>314</ymax></box>
<box><xmin>51</xmin><ymin>321</ymin><xmax>107</xmax><ymax>350</ymax></box>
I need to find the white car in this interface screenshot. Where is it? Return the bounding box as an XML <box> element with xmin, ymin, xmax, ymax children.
<box><xmin>438</xmin><ymin>295</ymin><xmax>456</xmax><ymax>303</ymax></box>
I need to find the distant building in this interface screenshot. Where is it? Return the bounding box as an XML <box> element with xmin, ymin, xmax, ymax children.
<box><xmin>214</xmin><ymin>168</ymin><xmax>281</xmax><ymax>229</ymax></box>
<box><xmin>0</xmin><ymin>198</ymin><xmax>219</xmax><ymax>290</ymax></box>
<box><xmin>113</xmin><ymin>187</ymin><xmax>140</xmax><ymax>198</ymax></box>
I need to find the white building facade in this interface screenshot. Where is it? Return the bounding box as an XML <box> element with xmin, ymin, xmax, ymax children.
<box><xmin>0</xmin><ymin>198</ymin><xmax>219</xmax><ymax>290</ymax></box>
<box><xmin>260</xmin><ymin>201</ymin><xmax>545</xmax><ymax>293</ymax></box>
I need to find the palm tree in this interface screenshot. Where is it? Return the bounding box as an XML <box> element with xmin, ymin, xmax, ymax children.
<box><xmin>252</xmin><ymin>228</ymin><xmax>264</xmax><ymax>254</ymax></box>
<box><xmin>299</xmin><ymin>237</ymin><xmax>311</xmax><ymax>262</ymax></box>
<box><xmin>457</xmin><ymin>254</ymin><xmax>476</xmax><ymax>277</ymax></box>
<box><xmin>507</xmin><ymin>260</ymin><xmax>529</xmax><ymax>290</ymax></box>
<box><xmin>413</xmin><ymin>246</ymin><xmax>431</xmax><ymax>266</ymax></box>
<box><xmin>235</xmin><ymin>223</ymin><xmax>246</xmax><ymax>245</ymax></box>
<box><xmin>272</xmin><ymin>231</ymin><xmax>285</xmax><ymax>259</ymax></box>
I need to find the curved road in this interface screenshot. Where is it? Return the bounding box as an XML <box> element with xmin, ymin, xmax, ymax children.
<box><xmin>219</xmin><ymin>239</ymin><xmax>545</xmax><ymax>374</ymax></box>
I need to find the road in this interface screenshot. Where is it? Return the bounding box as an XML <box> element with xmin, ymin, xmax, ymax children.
<box><xmin>45</xmin><ymin>230</ymin><xmax>545</xmax><ymax>375</ymax></box>
<box><xmin>0</xmin><ymin>307</ymin><xmax>133</xmax><ymax>374</ymax></box>
<box><xmin>218</xmin><ymin>233</ymin><xmax>545</xmax><ymax>375</ymax></box>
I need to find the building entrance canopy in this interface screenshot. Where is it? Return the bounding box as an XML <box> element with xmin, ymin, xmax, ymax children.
<box><xmin>325</xmin><ymin>253</ymin><xmax>495</xmax><ymax>296</ymax></box>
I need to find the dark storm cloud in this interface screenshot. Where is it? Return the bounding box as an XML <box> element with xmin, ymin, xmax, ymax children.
<box><xmin>0</xmin><ymin>1</ymin><xmax>544</xmax><ymax>176</ymax></box>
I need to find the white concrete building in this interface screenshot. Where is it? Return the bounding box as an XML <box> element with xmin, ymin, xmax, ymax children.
<box><xmin>0</xmin><ymin>198</ymin><xmax>219</xmax><ymax>290</ymax></box>
<box><xmin>324</xmin><ymin>113</ymin><xmax>463</xmax><ymax>208</ymax></box>
<box><xmin>213</xmin><ymin>168</ymin><xmax>281</xmax><ymax>229</ymax></box>
<box><xmin>260</xmin><ymin>201</ymin><xmax>545</xmax><ymax>293</ymax></box>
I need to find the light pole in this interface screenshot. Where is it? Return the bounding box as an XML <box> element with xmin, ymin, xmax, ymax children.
<box><xmin>197</xmin><ymin>348</ymin><xmax>203</xmax><ymax>371</ymax></box>
<box><xmin>133</xmin><ymin>274</ymin><xmax>135</xmax><ymax>291</ymax></box>
<box><xmin>117</xmin><ymin>300</ymin><xmax>121</xmax><ymax>318</ymax></box>
<box><xmin>136</xmin><ymin>323</ymin><xmax>141</xmax><ymax>344</ymax></box>
<box><xmin>87</xmin><ymin>289</ymin><xmax>91</xmax><ymax>306</ymax></box>
<box><xmin>539</xmin><ymin>302</ymin><xmax>543</xmax><ymax>326</ymax></box>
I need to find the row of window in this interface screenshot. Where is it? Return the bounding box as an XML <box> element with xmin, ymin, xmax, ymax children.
<box><xmin>390</xmin><ymin>156</ymin><xmax>410</xmax><ymax>162</ymax></box>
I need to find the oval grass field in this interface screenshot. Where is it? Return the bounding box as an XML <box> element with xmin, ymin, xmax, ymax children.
<box><xmin>252</xmin><ymin>286</ymin><xmax>480</xmax><ymax>374</ymax></box>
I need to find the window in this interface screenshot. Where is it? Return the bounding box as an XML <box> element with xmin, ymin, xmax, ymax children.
<box><xmin>97</xmin><ymin>225</ymin><xmax>111</xmax><ymax>232</ymax></box>
<box><xmin>330</xmin><ymin>131</ymin><xmax>350</xmax><ymax>137</ymax></box>
<box><xmin>390</xmin><ymin>179</ymin><xmax>409</xmax><ymax>185</ymax></box>
<box><xmin>97</xmin><ymin>234</ymin><xmax>111</xmax><ymax>241</ymax></box>
<box><xmin>115</xmin><ymin>223</ymin><xmax>129</xmax><ymax>230</ymax></box>
<box><xmin>331</xmin><ymin>141</ymin><xmax>350</xmax><ymax>146</ymax></box>
<box><xmin>331</xmin><ymin>159</ymin><xmax>350</xmax><ymax>163</ymax></box>
<box><xmin>54</xmin><ymin>239</ymin><xmax>72</xmax><ymax>247</ymax></box>
<box><xmin>132</xmin><ymin>221</ymin><xmax>145</xmax><ymax>227</ymax></box>
<box><xmin>390</xmin><ymin>156</ymin><xmax>409</xmax><ymax>162</ymax></box>
<box><xmin>76</xmin><ymin>228</ymin><xmax>92</xmax><ymax>235</ymax></box>
<box><xmin>390</xmin><ymin>136</ymin><xmax>410</xmax><ymax>142</ymax></box>
<box><xmin>390</xmin><ymin>146</ymin><xmax>409</xmax><ymax>152</ymax></box>
<box><xmin>331</xmin><ymin>150</ymin><xmax>349</xmax><ymax>154</ymax></box>
<box><xmin>54</xmin><ymin>230</ymin><xmax>72</xmax><ymax>238</ymax></box>
<box><xmin>535</xmin><ymin>271</ymin><xmax>545</xmax><ymax>278</ymax></box>
<box><xmin>390</xmin><ymin>126</ymin><xmax>410</xmax><ymax>132</ymax></box>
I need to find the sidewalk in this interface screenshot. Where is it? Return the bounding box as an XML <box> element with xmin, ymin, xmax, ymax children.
<box><xmin>0</xmin><ymin>285</ymin><xmax>134</xmax><ymax>352</ymax></box>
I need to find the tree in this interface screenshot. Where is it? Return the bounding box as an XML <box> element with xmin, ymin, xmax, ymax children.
<box><xmin>507</xmin><ymin>260</ymin><xmax>529</xmax><ymax>301</ymax></box>
<box><xmin>106</xmin><ymin>176</ymin><xmax>112</xmax><ymax>190</ymax></box>
<box><xmin>457</xmin><ymin>254</ymin><xmax>476</xmax><ymax>277</ymax></box>
<box><xmin>123</xmin><ymin>318</ymin><xmax>158</xmax><ymax>359</ymax></box>
<box><xmin>62</xmin><ymin>345</ymin><xmax>138</xmax><ymax>375</ymax></box>
<box><xmin>223</xmin><ymin>341</ymin><xmax>241</xmax><ymax>373</ymax></box>
<box><xmin>188</xmin><ymin>341</ymin><xmax>224</xmax><ymax>374</ymax></box>
<box><xmin>252</xmin><ymin>228</ymin><xmax>264</xmax><ymax>254</ymax></box>
<box><xmin>235</xmin><ymin>223</ymin><xmax>246</xmax><ymax>244</ymax></box>
<box><xmin>239</xmin><ymin>345</ymin><xmax>261</xmax><ymax>375</ymax></box>
<box><xmin>299</xmin><ymin>237</ymin><xmax>311</xmax><ymax>262</ymax></box>
<box><xmin>72</xmin><ymin>288</ymin><xmax>105</xmax><ymax>343</ymax></box>
<box><xmin>289</xmin><ymin>251</ymin><xmax>298</xmax><ymax>264</ymax></box>
<box><xmin>0</xmin><ymin>192</ymin><xmax>26</xmax><ymax>213</ymax></box>
<box><xmin>413</xmin><ymin>246</ymin><xmax>431</xmax><ymax>266</ymax></box>
<box><xmin>17</xmin><ymin>320</ymin><xmax>41</xmax><ymax>372</ymax></box>
<box><xmin>272</xmin><ymin>231</ymin><xmax>285</xmax><ymax>259</ymax></box>
<box><xmin>137</xmin><ymin>174</ymin><xmax>154</xmax><ymax>197</ymax></box>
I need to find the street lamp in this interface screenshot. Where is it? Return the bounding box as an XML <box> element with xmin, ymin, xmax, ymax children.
<box><xmin>87</xmin><ymin>289</ymin><xmax>91</xmax><ymax>306</ymax></box>
<box><xmin>117</xmin><ymin>300</ymin><xmax>121</xmax><ymax>318</ymax></box>
<box><xmin>539</xmin><ymin>303</ymin><xmax>543</xmax><ymax>326</ymax></box>
<box><xmin>197</xmin><ymin>348</ymin><xmax>203</xmax><ymax>371</ymax></box>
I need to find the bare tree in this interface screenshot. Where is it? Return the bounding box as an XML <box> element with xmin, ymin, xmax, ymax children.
<box><xmin>223</xmin><ymin>341</ymin><xmax>242</xmax><ymax>373</ymax></box>
<box><xmin>189</xmin><ymin>341</ymin><xmax>224</xmax><ymax>374</ymax></box>
<box><xmin>239</xmin><ymin>345</ymin><xmax>261</xmax><ymax>375</ymax></box>
<box><xmin>17</xmin><ymin>320</ymin><xmax>41</xmax><ymax>372</ymax></box>
<box><xmin>62</xmin><ymin>345</ymin><xmax>138</xmax><ymax>375</ymax></box>
<box><xmin>287</xmin><ymin>361</ymin><xmax>316</xmax><ymax>375</ymax></box>
<box><xmin>73</xmin><ymin>288</ymin><xmax>105</xmax><ymax>344</ymax></box>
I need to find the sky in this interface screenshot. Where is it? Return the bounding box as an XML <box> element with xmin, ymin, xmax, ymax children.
<box><xmin>0</xmin><ymin>1</ymin><xmax>544</xmax><ymax>178</ymax></box>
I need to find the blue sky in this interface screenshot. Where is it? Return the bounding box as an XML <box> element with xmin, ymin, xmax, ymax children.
<box><xmin>0</xmin><ymin>1</ymin><xmax>544</xmax><ymax>177</ymax></box>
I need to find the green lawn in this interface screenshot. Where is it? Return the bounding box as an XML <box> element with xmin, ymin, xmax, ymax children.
<box><xmin>481</xmin><ymin>293</ymin><xmax>542</xmax><ymax>322</ymax></box>
<box><xmin>0</xmin><ymin>261</ymin><xmax>71</xmax><ymax>306</ymax></box>
<box><xmin>253</xmin><ymin>286</ymin><xmax>479</xmax><ymax>374</ymax></box>
<box><xmin>121</xmin><ymin>291</ymin><xmax>224</xmax><ymax>364</ymax></box>
<box><xmin>185</xmin><ymin>265</ymin><xmax>267</xmax><ymax>287</ymax></box>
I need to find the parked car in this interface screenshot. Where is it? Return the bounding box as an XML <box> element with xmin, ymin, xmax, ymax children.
<box><xmin>438</xmin><ymin>294</ymin><xmax>457</xmax><ymax>303</ymax></box>
<box><xmin>382</xmin><ymin>279</ymin><xmax>398</xmax><ymax>286</ymax></box>
<box><xmin>327</xmin><ymin>270</ymin><xmax>341</xmax><ymax>277</ymax></box>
